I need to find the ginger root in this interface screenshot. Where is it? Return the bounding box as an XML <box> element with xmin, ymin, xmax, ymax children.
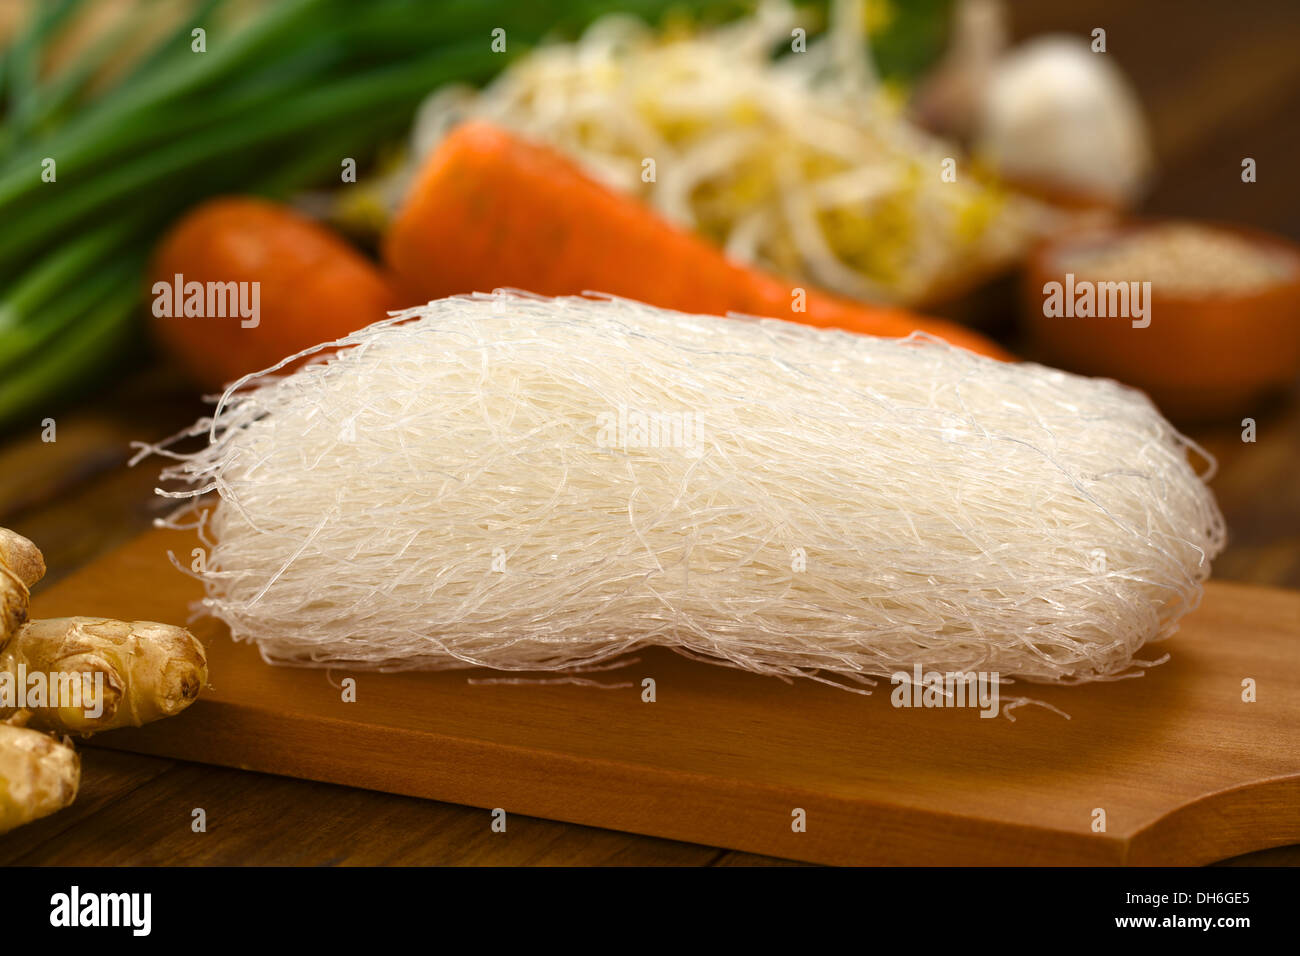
<box><xmin>0</xmin><ymin>527</ymin><xmax>207</xmax><ymax>835</ymax></box>
<box><xmin>0</xmin><ymin>528</ymin><xmax>44</xmax><ymax>653</ymax></box>
<box><xmin>0</xmin><ymin>528</ymin><xmax>45</xmax><ymax>592</ymax></box>
<box><xmin>0</xmin><ymin>723</ymin><xmax>79</xmax><ymax>834</ymax></box>
<box><xmin>1</xmin><ymin>618</ymin><xmax>208</xmax><ymax>734</ymax></box>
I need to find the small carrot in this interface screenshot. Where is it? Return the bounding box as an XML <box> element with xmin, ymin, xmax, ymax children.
<box><xmin>384</xmin><ymin>121</ymin><xmax>1010</xmax><ymax>359</ymax></box>
<box><xmin>149</xmin><ymin>197</ymin><xmax>405</xmax><ymax>390</ymax></box>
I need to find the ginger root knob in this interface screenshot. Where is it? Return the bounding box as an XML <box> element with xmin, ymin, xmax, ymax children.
<box><xmin>1</xmin><ymin>618</ymin><xmax>208</xmax><ymax>735</ymax></box>
<box><xmin>0</xmin><ymin>528</ymin><xmax>44</xmax><ymax>652</ymax></box>
<box><xmin>0</xmin><ymin>723</ymin><xmax>79</xmax><ymax>835</ymax></box>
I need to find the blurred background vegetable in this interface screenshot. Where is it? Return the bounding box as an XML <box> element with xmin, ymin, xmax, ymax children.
<box><xmin>384</xmin><ymin>120</ymin><xmax>1009</xmax><ymax>358</ymax></box>
<box><xmin>973</xmin><ymin>35</ymin><xmax>1153</xmax><ymax>208</ymax></box>
<box><xmin>149</xmin><ymin>196</ymin><xmax>404</xmax><ymax>389</ymax></box>
<box><xmin>0</xmin><ymin>0</ymin><xmax>754</xmax><ymax>425</ymax></box>
<box><xmin>355</xmin><ymin>0</ymin><xmax>1062</xmax><ymax>310</ymax></box>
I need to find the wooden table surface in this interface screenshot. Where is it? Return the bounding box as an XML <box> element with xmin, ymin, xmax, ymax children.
<box><xmin>3</xmin><ymin>0</ymin><xmax>1299</xmax><ymax>865</ymax></box>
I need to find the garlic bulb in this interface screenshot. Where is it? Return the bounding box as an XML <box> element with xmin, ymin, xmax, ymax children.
<box><xmin>976</xmin><ymin>36</ymin><xmax>1152</xmax><ymax>206</ymax></box>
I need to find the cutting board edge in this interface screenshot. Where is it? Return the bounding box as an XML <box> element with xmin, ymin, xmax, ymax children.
<box><xmin>85</xmin><ymin>697</ymin><xmax>1129</xmax><ymax>866</ymax></box>
<box><xmin>93</xmin><ymin>699</ymin><xmax>1300</xmax><ymax>866</ymax></box>
<box><xmin>1128</xmin><ymin>774</ymin><xmax>1300</xmax><ymax>865</ymax></box>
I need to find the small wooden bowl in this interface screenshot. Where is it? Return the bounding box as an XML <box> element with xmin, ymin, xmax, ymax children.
<box><xmin>1021</xmin><ymin>220</ymin><xmax>1300</xmax><ymax>422</ymax></box>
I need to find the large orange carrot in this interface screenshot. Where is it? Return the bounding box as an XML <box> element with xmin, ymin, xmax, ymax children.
<box><xmin>150</xmin><ymin>198</ymin><xmax>405</xmax><ymax>390</ymax></box>
<box><xmin>384</xmin><ymin>121</ymin><xmax>1010</xmax><ymax>359</ymax></box>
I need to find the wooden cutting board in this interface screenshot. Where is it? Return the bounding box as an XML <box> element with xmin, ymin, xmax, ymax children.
<box><xmin>29</xmin><ymin>526</ymin><xmax>1300</xmax><ymax>866</ymax></box>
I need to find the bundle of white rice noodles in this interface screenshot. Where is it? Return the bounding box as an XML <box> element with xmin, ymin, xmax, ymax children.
<box><xmin>146</xmin><ymin>292</ymin><xmax>1224</xmax><ymax>689</ymax></box>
